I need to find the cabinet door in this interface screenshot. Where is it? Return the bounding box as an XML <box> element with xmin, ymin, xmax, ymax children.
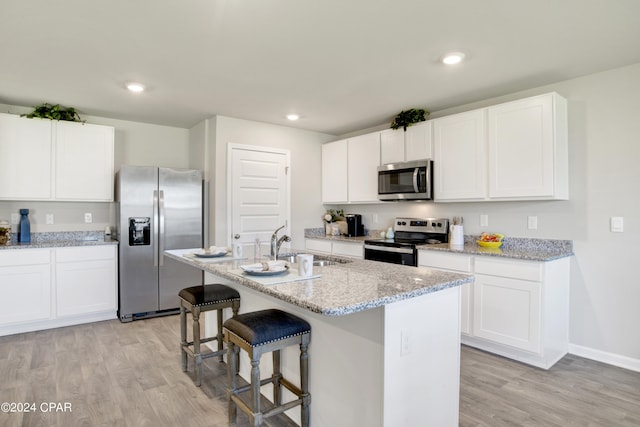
<box><xmin>405</xmin><ymin>121</ymin><xmax>432</xmax><ymax>161</ymax></box>
<box><xmin>322</xmin><ymin>140</ymin><xmax>348</xmax><ymax>203</ymax></box>
<box><xmin>0</xmin><ymin>114</ymin><xmax>53</xmax><ymax>200</ymax></box>
<box><xmin>347</xmin><ymin>132</ymin><xmax>381</xmax><ymax>202</ymax></box>
<box><xmin>332</xmin><ymin>241</ymin><xmax>363</xmax><ymax>258</ymax></box>
<box><xmin>55</xmin><ymin>246</ymin><xmax>117</xmax><ymax>317</ymax></box>
<box><xmin>433</xmin><ymin>110</ymin><xmax>487</xmax><ymax>201</ymax></box>
<box><xmin>0</xmin><ymin>249</ymin><xmax>51</xmax><ymax>326</ymax></box>
<box><xmin>305</xmin><ymin>238</ymin><xmax>332</xmax><ymax>253</ymax></box>
<box><xmin>488</xmin><ymin>93</ymin><xmax>559</xmax><ymax>199</ymax></box>
<box><xmin>380</xmin><ymin>129</ymin><xmax>405</xmax><ymax>164</ymax></box>
<box><xmin>473</xmin><ymin>274</ymin><xmax>541</xmax><ymax>353</ymax></box>
<box><xmin>55</xmin><ymin>121</ymin><xmax>115</xmax><ymax>201</ymax></box>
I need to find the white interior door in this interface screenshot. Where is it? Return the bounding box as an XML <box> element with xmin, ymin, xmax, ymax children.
<box><xmin>228</xmin><ymin>145</ymin><xmax>290</xmax><ymax>259</ymax></box>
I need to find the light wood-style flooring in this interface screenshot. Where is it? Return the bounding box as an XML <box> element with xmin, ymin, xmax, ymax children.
<box><xmin>1</xmin><ymin>315</ymin><xmax>638</xmax><ymax>427</ymax></box>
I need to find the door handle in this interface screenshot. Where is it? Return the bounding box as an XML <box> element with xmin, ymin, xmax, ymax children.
<box><xmin>234</xmin><ymin>234</ymin><xmax>240</xmax><ymax>239</ymax></box>
<box><xmin>159</xmin><ymin>190</ymin><xmax>165</xmax><ymax>266</ymax></box>
<box><xmin>153</xmin><ymin>190</ymin><xmax>159</xmax><ymax>267</ymax></box>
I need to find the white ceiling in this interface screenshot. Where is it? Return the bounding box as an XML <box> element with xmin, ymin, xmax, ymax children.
<box><xmin>2</xmin><ymin>0</ymin><xmax>640</xmax><ymax>136</ymax></box>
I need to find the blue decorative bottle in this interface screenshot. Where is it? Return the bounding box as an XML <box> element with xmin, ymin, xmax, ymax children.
<box><xmin>18</xmin><ymin>209</ymin><xmax>30</xmax><ymax>243</ymax></box>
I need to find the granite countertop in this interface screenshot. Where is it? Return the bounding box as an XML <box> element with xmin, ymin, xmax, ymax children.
<box><xmin>165</xmin><ymin>249</ymin><xmax>473</xmax><ymax>317</ymax></box>
<box><xmin>305</xmin><ymin>228</ymin><xmax>573</xmax><ymax>262</ymax></box>
<box><xmin>0</xmin><ymin>231</ymin><xmax>119</xmax><ymax>250</ymax></box>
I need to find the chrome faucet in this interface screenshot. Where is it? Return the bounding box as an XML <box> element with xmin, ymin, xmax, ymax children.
<box><xmin>270</xmin><ymin>225</ymin><xmax>291</xmax><ymax>260</ymax></box>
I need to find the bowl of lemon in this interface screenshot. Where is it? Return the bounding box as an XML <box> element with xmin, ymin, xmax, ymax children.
<box><xmin>477</xmin><ymin>233</ymin><xmax>504</xmax><ymax>248</ymax></box>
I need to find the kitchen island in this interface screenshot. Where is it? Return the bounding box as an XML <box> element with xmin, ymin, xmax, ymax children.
<box><xmin>165</xmin><ymin>249</ymin><xmax>473</xmax><ymax>427</ymax></box>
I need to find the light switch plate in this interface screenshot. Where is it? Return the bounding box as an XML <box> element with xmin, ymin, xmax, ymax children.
<box><xmin>46</xmin><ymin>213</ymin><xmax>54</xmax><ymax>225</ymax></box>
<box><xmin>480</xmin><ymin>214</ymin><xmax>489</xmax><ymax>227</ymax></box>
<box><xmin>528</xmin><ymin>216</ymin><xmax>538</xmax><ymax>230</ymax></box>
<box><xmin>611</xmin><ymin>217</ymin><xmax>624</xmax><ymax>232</ymax></box>
<box><xmin>11</xmin><ymin>213</ymin><xmax>19</xmax><ymax>224</ymax></box>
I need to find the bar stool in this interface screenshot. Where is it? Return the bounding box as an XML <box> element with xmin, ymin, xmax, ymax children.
<box><xmin>223</xmin><ymin>309</ymin><xmax>311</xmax><ymax>427</ymax></box>
<box><xmin>179</xmin><ymin>284</ymin><xmax>241</xmax><ymax>386</ymax></box>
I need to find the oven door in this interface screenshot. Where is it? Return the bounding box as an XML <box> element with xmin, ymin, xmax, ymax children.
<box><xmin>364</xmin><ymin>243</ymin><xmax>417</xmax><ymax>266</ymax></box>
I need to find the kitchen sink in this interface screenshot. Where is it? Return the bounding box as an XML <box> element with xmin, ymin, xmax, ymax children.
<box><xmin>276</xmin><ymin>253</ymin><xmax>350</xmax><ymax>265</ymax></box>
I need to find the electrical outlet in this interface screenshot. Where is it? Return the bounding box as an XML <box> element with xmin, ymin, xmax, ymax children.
<box><xmin>528</xmin><ymin>216</ymin><xmax>538</xmax><ymax>230</ymax></box>
<box><xmin>480</xmin><ymin>214</ymin><xmax>489</xmax><ymax>227</ymax></box>
<box><xmin>373</xmin><ymin>213</ymin><xmax>379</xmax><ymax>224</ymax></box>
<box><xmin>84</xmin><ymin>213</ymin><xmax>93</xmax><ymax>223</ymax></box>
<box><xmin>46</xmin><ymin>213</ymin><xmax>54</xmax><ymax>225</ymax></box>
<box><xmin>11</xmin><ymin>213</ymin><xmax>19</xmax><ymax>224</ymax></box>
<box><xmin>611</xmin><ymin>217</ymin><xmax>624</xmax><ymax>233</ymax></box>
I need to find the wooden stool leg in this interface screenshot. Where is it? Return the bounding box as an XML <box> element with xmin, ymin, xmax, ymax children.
<box><xmin>180</xmin><ymin>303</ymin><xmax>188</xmax><ymax>372</ymax></box>
<box><xmin>192</xmin><ymin>306</ymin><xmax>202</xmax><ymax>387</ymax></box>
<box><xmin>272</xmin><ymin>349</ymin><xmax>282</xmax><ymax>406</ymax></box>
<box><xmin>250</xmin><ymin>349</ymin><xmax>262</xmax><ymax>427</ymax></box>
<box><xmin>216</xmin><ymin>309</ymin><xmax>224</xmax><ymax>362</ymax></box>
<box><xmin>300</xmin><ymin>335</ymin><xmax>311</xmax><ymax>427</ymax></box>
<box><xmin>227</xmin><ymin>341</ymin><xmax>239</xmax><ymax>427</ymax></box>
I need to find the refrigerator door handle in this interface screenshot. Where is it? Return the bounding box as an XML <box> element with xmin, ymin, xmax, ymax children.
<box><xmin>159</xmin><ymin>190</ymin><xmax>166</xmax><ymax>266</ymax></box>
<box><xmin>153</xmin><ymin>190</ymin><xmax>159</xmax><ymax>267</ymax></box>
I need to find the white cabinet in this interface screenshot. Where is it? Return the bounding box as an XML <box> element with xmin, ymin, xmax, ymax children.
<box><xmin>0</xmin><ymin>113</ymin><xmax>115</xmax><ymax>202</ymax></box>
<box><xmin>380</xmin><ymin>121</ymin><xmax>433</xmax><ymax>165</ymax></box>
<box><xmin>322</xmin><ymin>139</ymin><xmax>348</xmax><ymax>203</ymax></box>
<box><xmin>55</xmin><ymin>246</ymin><xmax>117</xmax><ymax>318</ymax></box>
<box><xmin>347</xmin><ymin>132</ymin><xmax>380</xmax><ymax>203</ymax></box>
<box><xmin>488</xmin><ymin>92</ymin><xmax>568</xmax><ymax>200</ymax></box>
<box><xmin>55</xmin><ymin>121</ymin><xmax>115</xmax><ymax>201</ymax></box>
<box><xmin>418</xmin><ymin>249</ymin><xmax>570</xmax><ymax>369</ymax></box>
<box><xmin>0</xmin><ymin>249</ymin><xmax>52</xmax><ymax>326</ymax></box>
<box><xmin>0</xmin><ymin>114</ymin><xmax>53</xmax><ymax>200</ymax></box>
<box><xmin>0</xmin><ymin>245</ymin><xmax>118</xmax><ymax>337</ymax></box>
<box><xmin>433</xmin><ymin>109</ymin><xmax>487</xmax><ymax>201</ymax></box>
<box><xmin>322</xmin><ymin>132</ymin><xmax>381</xmax><ymax>204</ymax></box>
<box><xmin>305</xmin><ymin>238</ymin><xmax>363</xmax><ymax>259</ymax></box>
<box><xmin>418</xmin><ymin>251</ymin><xmax>473</xmax><ymax>334</ymax></box>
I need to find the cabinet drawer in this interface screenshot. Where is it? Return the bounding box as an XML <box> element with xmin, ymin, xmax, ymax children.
<box><xmin>305</xmin><ymin>239</ymin><xmax>332</xmax><ymax>253</ymax></box>
<box><xmin>418</xmin><ymin>251</ymin><xmax>472</xmax><ymax>272</ymax></box>
<box><xmin>475</xmin><ymin>257</ymin><xmax>541</xmax><ymax>281</ymax></box>
<box><xmin>56</xmin><ymin>245</ymin><xmax>116</xmax><ymax>262</ymax></box>
<box><xmin>0</xmin><ymin>249</ymin><xmax>51</xmax><ymax>267</ymax></box>
<box><xmin>332</xmin><ymin>241</ymin><xmax>363</xmax><ymax>258</ymax></box>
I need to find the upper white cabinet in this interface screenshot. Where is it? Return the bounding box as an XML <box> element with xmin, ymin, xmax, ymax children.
<box><xmin>380</xmin><ymin>121</ymin><xmax>433</xmax><ymax>165</ymax></box>
<box><xmin>0</xmin><ymin>113</ymin><xmax>115</xmax><ymax>202</ymax></box>
<box><xmin>488</xmin><ymin>93</ymin><xmax>568</xmax><ymax>200</ymax></box>
<box><xmin>322</xmin><ymin>139</ymin><xmax>349</xmax><ymax>203</ymax></box>
<box><xmin>347</xmin><ymin>132</ymin><xmax>380</xmax><ymax>203</ymax></box>
<box><xmin>433</xmin><ymin>109</ymin><xmax>487</xmax><ymax>201</ymax></box>
<box><xmin>55</xmin><ymin>121</ymin><xmax>115</xmax><ymax>201</ymax></box>
<box><xmin>0</xmin><ymin>114</ymin><xmax>53</xmax><ymax>200</ymax></box>
<box><xmin>433</xmin><ymin>92</ymin><xmax>568</xmax><ymax>202</ymax></box>
<box><xmin>322</xmin><ymin>132</ymin><xmax>381</xmax><ymax>204</ymax></box>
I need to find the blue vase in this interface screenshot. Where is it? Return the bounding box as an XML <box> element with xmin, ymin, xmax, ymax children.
<box><xmin>18</xmin><ymin>209</ymin><xmax>30</xmax><ymax>243</ymax></box>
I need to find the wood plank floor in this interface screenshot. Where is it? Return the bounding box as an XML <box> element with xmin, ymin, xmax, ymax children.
<box><xmin>0</xmin><ymin>315</ymin><xmax>638</xmax><ymax>427</ymax></box>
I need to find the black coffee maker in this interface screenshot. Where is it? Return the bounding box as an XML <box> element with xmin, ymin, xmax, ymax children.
<box><xmin>345</xmin><ymin>214</ymin><xmax>364</xmax><ymax>237</ymax></box>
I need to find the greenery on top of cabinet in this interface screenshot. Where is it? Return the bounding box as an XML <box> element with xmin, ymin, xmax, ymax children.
<box><xmin>390</xmin><ymin>108</ymin><xmax>429</xmax><ymax>131</ymax></box>
<box><xmin>21</xmin><ymin>103</ymin><xmax>84</xmax><ymax>122</ymax></box>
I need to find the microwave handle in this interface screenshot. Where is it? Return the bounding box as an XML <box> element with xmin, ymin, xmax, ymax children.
<box><xmin>413</xmin><ymin>168</ymin><xmax>420</xmax><ymax>193</ymax></box>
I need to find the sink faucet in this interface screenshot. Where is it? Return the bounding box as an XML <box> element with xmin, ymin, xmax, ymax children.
<box><xmin>270</xmin><ymin>225</ymin><xmax>291</xmax><ymax>260</ymax></box>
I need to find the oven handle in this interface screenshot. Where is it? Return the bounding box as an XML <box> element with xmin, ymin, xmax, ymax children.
<box><xmin>413</xmin><ymin>167</ymin><xmax>420</xmax><ymax>193</ymax></box>
<box><xmin>364</xmin><ymin>244</ymin><xmax>415</xmax><ymax>254</ymax></box>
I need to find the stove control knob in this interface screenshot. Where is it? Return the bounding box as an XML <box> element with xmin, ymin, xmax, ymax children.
<box><xmin>437</xmin><ymin>222</ymin><xmax>442</xmax><ymax>227</ymax></box>
<box><xmin>397</xmin><ymin>221</ymin><xmax>402</xmax><ymax>226</ymax></box>
<box><xmin>401</xmin><ymin>221</ymin><xmax>406</xmax><ymax>226</ymax></box>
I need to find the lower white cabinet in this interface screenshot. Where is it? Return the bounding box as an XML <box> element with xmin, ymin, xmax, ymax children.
<box><xmin>418</xmin><ymin>251</ymin><xmax>473</xmax><ymax>335</ymax></box>
<box><xmin>55</xmin><ymin>246</ymin><xmax>117</xmax><ymax>318</ymax></box>
<box><xmin>0</xmin><ymin>245</ymin><xmax>118</xmax><ymax>336</ymax></box>
<box><xmin>418</xmin><ymin>250</ymin><xmax>570</xmax><ymax>369</ymax></box>
<box><xmin>0</xmin><ymin>249</ymin><xmax>52</xmax><ymax>326</ymax></box>
<box><xmin>305</xmin><ymin>238</ymin><xmax>363</xmax><ymax>259</ymax></box>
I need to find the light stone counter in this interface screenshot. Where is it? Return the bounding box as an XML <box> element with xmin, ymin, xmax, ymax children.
<box><xmin>0</xmin><ymin>231</ymin><xmax>118</xmax><ymax>250</ymax></box>
<box><xmin>164</xmin><ymin>248</ymin><xmax>472</xmax><ymax>316</ymax></box>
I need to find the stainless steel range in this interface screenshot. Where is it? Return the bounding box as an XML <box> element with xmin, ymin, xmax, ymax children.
<box><xmin>364</xmin><ymin>218</ymin><xmax>449</xmax><ymax>266</ymax></box>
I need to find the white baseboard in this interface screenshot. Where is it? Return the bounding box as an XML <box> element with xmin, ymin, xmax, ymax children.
<box><xmin>568</xmin><ymin>343</ymin><xmax>640</xmax><ymax>373</ymax></box>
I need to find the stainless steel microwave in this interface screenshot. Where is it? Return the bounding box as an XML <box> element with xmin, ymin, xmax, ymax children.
<box><xmin>377</xmin><ymin>159</ymin><xmax>433</xmax><ymax>201</ymax></box>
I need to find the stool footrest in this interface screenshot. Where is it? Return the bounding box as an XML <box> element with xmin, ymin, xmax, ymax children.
<box><xmin>182</xmin><ymin>346</ymin><xmax>225</xmax><ymax>360</ymax></box>
<box><xmin>279</xmin><ymin>377</ymin><xmax>302</xmax><ymax>397</ymax></box>
<box><xmin>232</xmin><ymin>375</ymin><xmax>278</xmax><ymax>395</ymax></box>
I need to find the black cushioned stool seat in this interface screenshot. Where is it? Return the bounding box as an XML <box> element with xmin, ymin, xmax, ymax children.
<box><xmin>179</xmin><ymin>284</ymin><xmax>240</xmax><ymax>387</ymax></box>
<box><xmin>223</xmin><ymin>309</ymin><xmax>311</xmax><ymax>427</ymax></box>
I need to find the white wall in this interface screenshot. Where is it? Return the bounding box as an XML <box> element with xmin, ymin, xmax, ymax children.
<box><xmin>195</xmin><ymin>116</ymin><xmax>335</xmax><ymax>247</ymax></box>
<box><xmin>0</xmin><ymin>104</ymin><xmax>191</xmax><ymax>232</ymax></box>
<box><xmin>333</xmin><ymin>63</ymin><xmax>640</xmax><ymax>368</ymax></box>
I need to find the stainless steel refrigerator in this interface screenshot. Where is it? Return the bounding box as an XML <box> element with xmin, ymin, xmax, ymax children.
<box><xmin>115</xmin><ymin>166</ymin><xmax>203</xmax><ymax>322</ymax></box>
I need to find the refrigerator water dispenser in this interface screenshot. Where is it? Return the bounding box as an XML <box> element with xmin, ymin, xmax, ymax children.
<box><xmin>129</xmin><ymin>217</ymin><xmax>151</xmax><ymax>246</ymax></box>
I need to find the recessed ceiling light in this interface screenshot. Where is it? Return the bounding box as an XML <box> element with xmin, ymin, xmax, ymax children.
<box><xmin>286</xmin><ymin>114</ymin><xmax>300</xmax><ymax>121</ymax></box>
<box><xmin>441</xmin><ymin>52</ymin><xmax>466</xmax><ymax>65</ymax></box>
<box><xmin>126</xmin><ymin>83</ymin><xmax>145</xmax><ymax>92</ymax></box>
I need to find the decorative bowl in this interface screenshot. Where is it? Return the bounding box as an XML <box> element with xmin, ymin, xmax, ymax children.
<box><xmin>476</xmin><ymin>233</ymin><xmax>504</xmax><ymax>248</ymax></box>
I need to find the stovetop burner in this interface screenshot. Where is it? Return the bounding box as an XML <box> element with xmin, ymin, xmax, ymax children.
<box><xmin>364</xmin><ymin>217</ymin><xmax>450</xmax><ymax>247</ymax></box>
